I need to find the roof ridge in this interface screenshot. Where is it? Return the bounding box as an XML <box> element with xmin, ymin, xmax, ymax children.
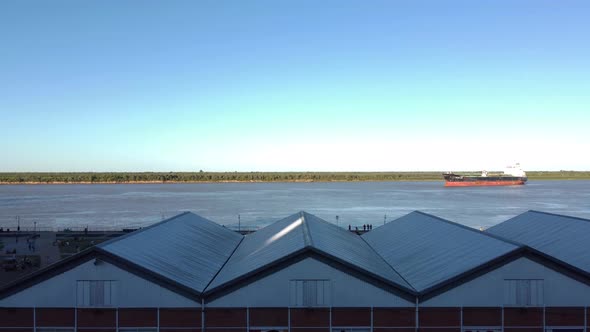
<box><xmin>301</xmin><ymin>210</ymin><xmax>355</xmax><ymax>235</ymax></box>
<box><xmin>300</xmin><ymin>211</ymin><xmax>314</xmax><ymax>247</ymax></box>
<box><xmin>377</xmin><ymin>211</ymin><xmax>420</xmax><ymax>229</ymax></box>
<box><xmin>202</xmin><ymin>236</ymin><xmax>245</xmax><ymax>294</ymax></box>
<box><xmin>412</xmin><ymin>211</ymin><xmax>522</xmax><ymax>247</ymax></box>
<box><xmin>526</xmin><ymin>210</ymin><xmax>590</xmax><ymax>223</ymax></box>
<box><xmin>98</xmin><ymin>211</ymin><xmax>192</xmax><ymax>248</ymax></box>
<box><xmin>358</xmin><ymin>235</ymin><xmax>417</xmax><ymax>291</ymax></box>
<box><xmin>298</xmin><ymin>210</ymin><xmax>374</xmax><ymax>244</ymax></box>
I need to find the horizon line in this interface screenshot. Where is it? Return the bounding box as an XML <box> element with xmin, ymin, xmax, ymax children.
<box><xmin>1</xmin><ymin>170</ymin><xmax>589</xmax><ymax>173</ymax></box>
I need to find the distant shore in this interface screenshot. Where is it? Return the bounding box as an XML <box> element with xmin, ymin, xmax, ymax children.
<box><xmin>1</xmin><ymin>171</ymin><xmax>589</xmax><ymax>185</ymax></box>
<box><xmin>0</xmin><ymin>180</ymin><xmax>322</xmax><ymax>185</ymax></box>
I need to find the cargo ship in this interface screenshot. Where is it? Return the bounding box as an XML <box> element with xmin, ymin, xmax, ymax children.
<box><xmin>443</xmin><ymin>164</ymin><xmax>527</xmax><ymax>187</ymax></box>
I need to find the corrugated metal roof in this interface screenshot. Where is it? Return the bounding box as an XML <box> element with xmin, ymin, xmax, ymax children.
<box><xmin>362</xmin><ymin>211</ymin><xmax>520</xmax><ymax>292</ymax></box>
<box><xmin>206</xmin><ymin>212</ymin><xmax>307</xmax><ymax>291</ymax></box>
<box><xmin>487</xmin><ymin>210</ymin><xmax>590</xmax><ymax>273</ymax></box>
<box><xmin>304</xmin><ymin>213</ymin><xmax>413</xmax><ymax>290</ymax></box>
<box><xmin>207</xmin><ymin>211</ymin><xmax>412</xmax><ymax>292</ymax></box>
<box><xmin>100</xmin><ymin>212</ymin><xmax>243</xmax><ymax>294</ymax></box>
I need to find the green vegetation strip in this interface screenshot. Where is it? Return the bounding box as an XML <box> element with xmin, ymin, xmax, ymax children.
<box><xmin>0</xmin><ymin>171</ymin><xmax>589</xmax><ymax>184</ymax></box>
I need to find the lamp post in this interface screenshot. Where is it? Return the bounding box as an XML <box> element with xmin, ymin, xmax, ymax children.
<box><xmin>16</xmin><ymin>216</ymin><xmax>20</xmax><ymax>243</ymax></box>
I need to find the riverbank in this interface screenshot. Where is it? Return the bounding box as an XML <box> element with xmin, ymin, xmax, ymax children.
<box><xmin>0</xmin><ymin>179</ymin><xmax>321</xmax><ymax>185</ymax></box>
<box><xmin>1</xmin><ymin>171</ymin><xmax>589</xmax><ymax>184</ymax></box>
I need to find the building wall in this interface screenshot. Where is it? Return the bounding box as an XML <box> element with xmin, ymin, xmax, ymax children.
<box><xmin>422</xmin><ymin>257</ymin><xmax>590</xmax><ymax>307</ymax></box>
<box><xmin>208</xmin><ymin>257</ymin><xmax>413</xmax><ymax>307</ymax></box>
<box><xmin>0</xmin><ymin>259</ymin><xmax>200</xmax><ymax>307</ymax></box>
<box><xmin>1</xmin><ymin>307</ymin><xmax>588</xmax><ymax>332</ymax></box>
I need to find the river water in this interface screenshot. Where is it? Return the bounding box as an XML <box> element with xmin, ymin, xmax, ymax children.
<box><xmin>0</xmin><ymin>181</ymin><xmax>589</xmax><ymax>231</ymax></box>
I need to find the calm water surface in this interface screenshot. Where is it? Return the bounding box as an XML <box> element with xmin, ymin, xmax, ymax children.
<box><xmin>0</xmin><ymin>181</ymin><xmax>589</xmax><ymax>231</ymax></box>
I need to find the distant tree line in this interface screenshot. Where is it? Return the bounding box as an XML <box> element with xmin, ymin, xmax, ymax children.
<box><xmin>0</xmin><ymin>171</ymin><xmax>588</xmax><ymax>184</ymax></box>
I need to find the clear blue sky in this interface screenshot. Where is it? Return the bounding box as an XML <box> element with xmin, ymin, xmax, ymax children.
<box><xmin>1</xmin><ymin>1</ymin><xmax>589</xmax><ymax>172</ymax></box>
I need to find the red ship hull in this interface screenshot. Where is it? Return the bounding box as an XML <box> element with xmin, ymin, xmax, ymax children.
<box><xmin>444</xmin><ymin>180</ymin><xmax>526</xmax><ymax>187</ymax></box>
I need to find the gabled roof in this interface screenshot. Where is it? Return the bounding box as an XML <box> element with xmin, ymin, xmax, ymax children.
<box><xmin>362</xmin><ymin>211</ymin><xmax>520</xmax><ymax>292</ymax></box>
<box><xmin>419</xmin><ymin>245</ymin><xmax>590</xmax><ymax>301</ymax></box>
<box><xmin>304</xmin><ymin>212</ymin><xmax>412</xmax><ymax>290</ymax></box>
<box><xmin>4</xmin><ymin>210</ymin><xmax>590</xmax><ymax>304</ymax></box>
<box><xmin>0</xmin><ymin>247</ymin><xmax>202</xmax><ymax>301</ymax></box>
<box><xmin>206</xmin><ymin>211</ymin><xmax>413</xmax><ymax>293</ymax></box>
<box><xmin>99</xmin><ymin>211</ymin><xmax>243</xmax><ymax>294</ymax></box>
<box><xmin>487</xmin><ymin>210</ymin><xmax>590</xmax><ymax>273</ymax></box>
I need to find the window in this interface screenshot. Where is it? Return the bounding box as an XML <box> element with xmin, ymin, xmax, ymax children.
<box><xmin>37</xmin><ymin>329</ymin><xmax>75</xmax><ymax>332</ymax></box>
<box><xmin>118</xmin><ymin>329</ymin><xmax>157</xmax><ymax>332</ymax></box>
<box><xmin>76</xmin><ymin>280</ymin><xmax>117</xmax><ymax>307</ymax></box>
<box><xmin>332</xmin><ymin>329</ymin><xmax>370</xmax><ymax>332</ymax></box>
<box><xmin>290</xmin><ymin>279</ymin><xmax>331</xmax><ymax>307</ymax></box>
<box><xmin>504</xmin><ymin>279</ymin><xmax>544</xmax><ymax>306</ymax></box>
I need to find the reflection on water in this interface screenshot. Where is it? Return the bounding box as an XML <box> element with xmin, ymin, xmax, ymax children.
<box><xmin>0</xmin><ymin>181</ymin><xmax>589</xmax><ymax>231</ymax></box>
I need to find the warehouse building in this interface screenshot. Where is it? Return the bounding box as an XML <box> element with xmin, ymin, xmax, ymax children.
<box><xmin>1</xmin><ymin>210</ymin><xmax>590</xmax><ymax>331</ymax></box>
<box><xmin>487</xmin><ymin>210</ymin><xmax>590</xmax><ymax>273</ymax></box>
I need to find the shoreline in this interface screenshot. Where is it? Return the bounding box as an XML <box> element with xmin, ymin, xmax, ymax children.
<box><xmin>1</xmin><ymin>178</ymin><xmax>589</xmax><ymax>185</ymax></box>
<box><xmin>2</xmin><ymin>171</ymin><xmax>589</xmax><ymax>185</ymax></box>
<box><xmin>0</xmin><ymin>179</ymin><xmax>439</xmax><ymax>185</ymax></box>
